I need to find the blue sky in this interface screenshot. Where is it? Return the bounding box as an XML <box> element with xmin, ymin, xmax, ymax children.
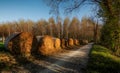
<box><xmin>0</xmin><ymin>0</ymin><xmax>93</xmax><ymax>23</ymax></box>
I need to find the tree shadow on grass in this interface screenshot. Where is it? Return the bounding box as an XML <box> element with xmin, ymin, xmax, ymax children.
<box><xmin>86</xmin><ymin>53</ymin><xmax>120</xmax><ymax>73</ymax></box>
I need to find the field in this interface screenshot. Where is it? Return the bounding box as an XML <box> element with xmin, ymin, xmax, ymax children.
<box><xmin>86</xmin><ymin>45</ymin><xmax>120</xmax><ymax>73</ymax></box>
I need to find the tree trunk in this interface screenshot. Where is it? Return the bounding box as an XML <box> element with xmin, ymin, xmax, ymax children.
<box><xmin>2</xmin><ymin>34</ymin><xmax>5</xmax><ymax>43</ymax></box>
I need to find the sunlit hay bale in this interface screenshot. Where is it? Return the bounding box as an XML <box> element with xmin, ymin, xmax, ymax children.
<box><xmin>53</xmin><ymin>38</ymin><xmax>61</xmax><ymax>51</ymax></box>
<box><xmin>74</xmin><ymin>39</ymin><xmax>79</xmax><ymax>45</ymax></box>
<box><xmin>68</xmin><ymin>38</ymin><xmax>74</xmax><ymax>46</ymax></box>
<box><xmin>82</xmin><ymin>39</ymin><xmax>89</xmax><ymax>45</ymax></box>
<box><xmin>38</xmin><ymin>35</ymin><xmax>55</xmax><ymax>55</ymax></box>
<box><xmin>61</xmin><ymin>39</ymin><xmax>66</xmax><ymax>48</ymax></box>
<box><xmin>5</xmin><ymin>32</ymin><xmax>35</xmax><ymax>57</ymax></box>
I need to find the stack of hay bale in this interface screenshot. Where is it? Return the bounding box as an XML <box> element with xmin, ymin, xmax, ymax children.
<box><xmin>83</xmin><ymin>40</ymin><xmax>88</xmax><ymax>44</ymax></box>
<box><xmin>61</xmin><ymin>39</ymin><xmax>66</xmax><ymax>48</ymax></box>
<box><xmin>53</xmin><ymin>38</ymin><xmax>61</xmax><ymax>51</ymax></box>
<box><xmin>68</xmin><ymin>38</ymin><xmax>74</xmax><ymax>46</ymax></box>
<box><xmin>74</xmin><ymin>39</ymin><xmax>79</xmax><ymax>45</ymax></box>
<box><xmin>5</xmin><ymin>32</ymin><xmax>83</xmax><ymax>56</ymax></box>
<box><xmin>80</xmin><ymin>39</ymin><xmax>88</xmax><ymax>45</ymax></box>
<box><xmin>37</xmin><ymin>35</ymin><xmax>56</xmax><ymax>55</ymax></box>
<box><xmin>5</xmin><ymin>32</ymin><xmax>36</xmax><ymax>57</ymax></box>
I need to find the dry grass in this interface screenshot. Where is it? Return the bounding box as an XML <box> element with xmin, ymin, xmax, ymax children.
<box><xmin>6</xmin><ymin>32</ymin><xmax>35</xmax><ymax>57</ymax></box>
<box><xmin>38</xmin><ymin>35</ymin><xmax>55</xmax><ymax>55</ymax></box>
<box><xmin>0</xmin><ymin>53</ymin><xmax>16</xmax><ymax>65</ymax></box>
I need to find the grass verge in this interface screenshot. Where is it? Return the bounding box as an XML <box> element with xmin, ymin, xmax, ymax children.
<box><xmin>86</xmin><ymin>45</ymin><xmax>120</xmax><ymax>73</ymax></box>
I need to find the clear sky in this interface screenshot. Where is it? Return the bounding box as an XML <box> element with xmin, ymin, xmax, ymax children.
<box><xmin>0</xmin><ymin>0</ymin><xmax>93</xmax><ymax>23</ymax></box>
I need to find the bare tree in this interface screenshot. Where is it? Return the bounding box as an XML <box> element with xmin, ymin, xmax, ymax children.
<box><xmin>63</xmin><ymin>17</ymin><xmax>70</xmax><ymax>39</ymax></box>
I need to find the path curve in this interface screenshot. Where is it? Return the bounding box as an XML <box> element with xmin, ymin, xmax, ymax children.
<box><xmin>34</xmin><ymin>43</ymin><xmax>93</xmax><ymax>73</ymax></box>
<box><xmin>1</xmin><ymin>43</ymin><xmax>93</xmax><ymax>73</ymax></box>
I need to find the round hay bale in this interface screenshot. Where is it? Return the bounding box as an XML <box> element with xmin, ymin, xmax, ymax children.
<box><xmin>61</xmin><ymin>39</ymin><xmax>66</xmax><ymax>48</ymax></box>
<box><xmin>74</xmin><ymin>39</ymin><xmax>79</xmax><ymax>45</ymax></box>
<box><xmin>53</xmin><ymin>38</ymin><xmax>61</xmax><ymax>49</ymax></box>
<box><xmin>68</xmin><ymin>38</ymin><xmax>74</xmax><ymax>46</ymax></box>
<box><xmin>83</xmin><ymin>40</ymin><xmax>88</xmax><ymax>44</ymax></box>
<box><xmin>5</xmin><ymin>32</ymin><xmax>35</xmax><ymax>57</ymax></box>
<box><xmin>38</xmin><ymin>35</ymin><xmax>54</xmax><ymax>55</ymax></box>
<box><xmin>80</xmin><ymin>39</ymin><xmax>88</xmax><ymax>45</ymax></box>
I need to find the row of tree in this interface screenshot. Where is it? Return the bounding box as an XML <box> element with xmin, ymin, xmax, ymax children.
<box><xmin>0</xmin><ymin>17</ymin><xmax>101</xmax><ymax>42</ymax></box>
<box><xmin>44</xmin><ymin>0</ymin><xmax>120</xmax><ymax>56</ymax></box>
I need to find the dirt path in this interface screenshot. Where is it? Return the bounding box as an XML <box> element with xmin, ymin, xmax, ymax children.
<box><xmin>39</xmin><ymin>43</ymin><xmax>93</xmax><ymax>73</ymax></box>
<box><xmin>1</xmin><ymin>43</ymin><xmax>93</xmax><ymax>73</ymax></box>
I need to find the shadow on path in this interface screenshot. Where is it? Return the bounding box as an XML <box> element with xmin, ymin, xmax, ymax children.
<box><xmin>13</xmin><ymin>56</ymin><xmax>56</xmax><ymax>73</ymax></box>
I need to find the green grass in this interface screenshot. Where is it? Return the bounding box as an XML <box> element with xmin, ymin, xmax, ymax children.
<box><xmin>0</xmin><ymin>42</ymin><xmax>4</xmax><ymax>48</ymax></box>
<box><xmin>0</xmin><ymin>42</ymin><xmax>7</xmax><ymax>52</ymax></box>
<box><xmin>86</xmin><ymin>45</ymin><xmax>120</xmax><ymax>73</ymax></box>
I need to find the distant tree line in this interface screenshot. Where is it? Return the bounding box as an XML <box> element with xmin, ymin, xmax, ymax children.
<box><xmin>0</xmin><ymin>17</ymin><xmax>102</xmax><ymax>42</ymax></box>
<box><xmin>44</xmin><ymin>0</ymin><xmax>120</xmax><ymax>56</ymax></box>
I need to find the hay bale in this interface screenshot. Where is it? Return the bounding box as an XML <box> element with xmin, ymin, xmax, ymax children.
<box><xmin>53</xmin><ymin>38</ymin><xmax>61</xmax><ymax>49</ymax></box>
<box><xmin>80</xmin><ymin>39</ymin><xmax>88</xmax><ymax>45</ymax></box>
<box><xmin>68</xmin><ymin>38</ymin><xmax>74</xmax><ymax>46</ymax></box>
<box><xmin>83</xmin><ymin>40</ymin><xmax>88</xmax><ymax>44</ymax></box>
<box><xmin>5</xmin><ymin>32</ymin><xmax>36</xmax><ymax>57</ymax></box>
<box><xmin>38</xmin><ymin>35</ymin><xmax>54</xmax><ymax>55</ymax></box>
<box><xmin>61</xmin><ymin>39</ymin><xmax>66</xmax><ymax>48</ymax></box>
<box><xmin>74</xmin><ymin>39</ymin><xmax>79</xmax><ymax>45</ymax></box>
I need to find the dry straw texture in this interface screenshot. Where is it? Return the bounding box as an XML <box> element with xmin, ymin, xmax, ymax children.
<box><xmin>53</xmin><ymin>38</ymin><xmax>61</xmax><ymax>50</ymax></box>
<box><xmin>38</xmin><ymin>35</ymin><xmax>55</xmax><ymax>55</ymax></box>
<box><xmin>6</xmin><ymin>32</ymin><xmax>35</xmax><ymax>57</ymax></box>
<box><xmin>68</xmin><ymin>38</ymin><xmax>74</xmax><ymax>46</ymax></box>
